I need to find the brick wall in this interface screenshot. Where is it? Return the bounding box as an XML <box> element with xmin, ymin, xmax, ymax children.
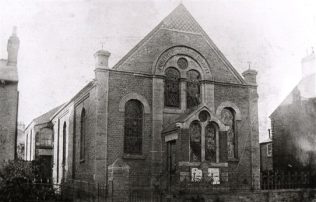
<box><xmin>0</xmin><ymin>82</ymin><xmax>18</xmax><ymax>167</ymax></box>
<box><xmin>214</xmin><ymin>84</ymin><xmax>253</xmax><ymax>188</ymax></box>
<box><xmin>260</xmin><ymin>142</ymin><xmax>273</xmax><ymax>171</ymax></box>
<box><xmin>107</xmin><ymin>71</ymin><xmax>153</xmax><ymax>184</ymax></box>
<box><xmin>73</xmin><ymin>89</ymin><xmax>97</xmax><ymax>182</ymax></box>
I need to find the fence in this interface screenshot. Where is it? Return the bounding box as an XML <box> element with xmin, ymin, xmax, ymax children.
<box><xmin>261</xmin><ymin>170</ymin><xmax>312</xmax><ymax>190</ymax></box>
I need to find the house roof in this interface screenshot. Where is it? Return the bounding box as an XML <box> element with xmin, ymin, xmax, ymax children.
<box><xmin>33</xmin><ymin>104</ymin><xmax>64</xmax><ymax>125</ymax></box>
<box><xmin>50</xmin><ymin>80</ymin><xmax>95</xmax><ymax>120</ymax></box>
<box><xmin>270</xmin><ymin>73</ymin><xmax>316</xmax><ymax>117</ymax></box>
<box><xmin>112</xmin><ymin>4</ymin><xmax>245</xmax><ymax>84</ymax></box>
<box><xmin>25</xmin><ymin>104</ymin><xmax>64</xmax><ymax>131</ymax></box>
<box><xmin>260</xmin><ymin>137</ymin><xmax>272</xmax><ymax>144</ymax></box>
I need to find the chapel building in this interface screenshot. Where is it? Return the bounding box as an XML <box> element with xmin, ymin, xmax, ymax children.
<box><xmin>48</xmin><ymin>4</ymin><xmax>260</xmax><ymax>200</ymax></box>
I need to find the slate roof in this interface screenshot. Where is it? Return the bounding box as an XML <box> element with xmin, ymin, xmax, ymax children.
<box><xmin>112</xmin><ymin>4</ymin><xmax>245</xmax><ymax>84</ymax></box>
<box><xmin>270</xmin><ymin>73</ymin><xmax>316</xmax><ymax>117</ymax></box>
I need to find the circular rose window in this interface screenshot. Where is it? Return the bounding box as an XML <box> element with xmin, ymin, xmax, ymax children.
<box><xmin>177</xmin><ymin>57</ymin><xmax>188</xmax><ymax>70</ymax></box>
<box><xmin>199</xmin><ymin>110</ymin><xmax>210</xmax><ymax>122</ymax></box>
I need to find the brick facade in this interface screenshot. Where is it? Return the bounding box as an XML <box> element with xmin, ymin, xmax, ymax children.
<box><xmin>47</xmin><ymin>4</ymin><xmax>260</xmax><ymax>200</ymax></box>
<box><xmin>0</xmin><ymin>29</ymin><xmax>19</xmax><ymax>168</ymax></box>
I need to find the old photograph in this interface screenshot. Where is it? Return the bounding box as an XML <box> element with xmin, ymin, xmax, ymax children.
<box><xmin>1</xmin><ymin>0</ymin><xmax>316</xmax><ymax>201</ymax></box>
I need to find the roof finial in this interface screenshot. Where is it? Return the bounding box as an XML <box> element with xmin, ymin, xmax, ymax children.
<box><xmin>12</xmin><ymin>26</ymin><xmax>17</xmax><ymax>36</ymax></box>
<box><xmin>247</xmin><ymin>61</ymin><xmax>251</xmax><ymax>70</ymax></box>
<box><xmin>100</xmin><ymin>41</ymin><xmax>105</xmax><ymax>50</ymax></box>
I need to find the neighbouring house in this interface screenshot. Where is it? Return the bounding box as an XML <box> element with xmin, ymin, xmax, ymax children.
<box><xmin>25</xmin><ymin>105</ymin><xmax>63</xmax><ymax>181</ymax></box>
<box><xmin>16</xmin><ymin>122</ymin><xmax>25</xmax><ymax>159</ymax></box>
<box><xmin>270</xmin><ymin>51</ymin><xmax>316</xmax><ymax>175</ymax></box>
<box><xmin>260</xmin><ymin>132</ymin><xmax>273</xmax><ymax>171</ymax></box>
<box><xmin>0</xmin><ymin>28</ymin><xmax>19</xmax><ymax>168</ymax></box>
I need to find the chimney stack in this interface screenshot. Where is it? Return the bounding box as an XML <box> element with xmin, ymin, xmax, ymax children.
<box><xmin>94</xmin><ymin>50</ymin><xmax>111</xmax><ymax>69</ymax></box>
<box><xmin>7</xmin><ymin>26</ymin><xmax>20</xmax><ymax>66</ymax></box>
<box><xmin>301</xmin><ymin>50</ymin><xmax>316</xmax><ymax>78</ymax></box>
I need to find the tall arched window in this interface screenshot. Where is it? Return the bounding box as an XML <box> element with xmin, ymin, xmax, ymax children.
<box><xmin>62</xmin><ymin>122</ymin><xmax>67</xmax><ymax>166</ymax></box>
<box><xmin>165</xmin><ymin>67</ymin><xmax>180</xmax><ymax>107</ymax></box>
<box><xmin>205</xmin><ymin>122</ymin><xmax>218</xmax><ymax>162</ymax></box>
<box><xmin>187</xmin><ymin>70</ymin><xmax>201</xmax><ymax>108</ymax></box>
<box><xmin>30</xmin><ymin>130</ymin><xmax>32</xmax><ymax>160</ymax></box>
<box><xmin>221</xmin><ymin>108</ymin><xmax>236</xmax><ymax>159</ymax></box>
<box><xmin>190</xmin><ymin>121</ymin><xmax>201</xmax><ymax>162</ymax></box>
<box><xmin>124</xmin><ymin>100</ymin><xmax>143</xmax><ymax>155</ymax></box>
<box><xmin>80</xmin><ymin>108</ymin><xmax>86</xmax><ymax>161</ymax></box>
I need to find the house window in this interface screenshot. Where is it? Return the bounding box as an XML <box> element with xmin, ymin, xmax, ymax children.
<box><xmin>80</xmin><ymin>108</ymin><xmax>86</xmax><ymax>161</ymax></box>
<box><xmin>165</xmin><ymin>67</ymin><xmax>180</xmax><ymax>108</ymax></box>
<box><xmin>62</xmin><ymin>122</ymin><xmax>67</xmax><ymax>166</ymax></box>
<box><xmin>124</xmin><ymin>100</ymin><xmax>143</xmax><ymax>155</ymax></box>
<box><xmin>190</xmin><ymin>121</ymin><xmax>201</xmax><ymax>162</ymax></box>
<box><xmin>267</xmin><ymin>143</ymin><xmax>272</xmax><ymax>157</ymax></box>
<box><xmin>205</xmin><ymin>122</ymin><xmax>217</xmax><ymax>162</ymax></box>
<box><xmin>187</xmin><ymin>70</ymin><xmax>201</xmax><ymax>109</ymax></box>
<box><xmin>221</xmin><ymin>108</ymin><xmax>237</xmax><ymax>159</ymax></box>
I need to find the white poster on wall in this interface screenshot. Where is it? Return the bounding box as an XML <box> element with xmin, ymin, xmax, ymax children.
<box><xmin>191</xmin><ymin>168</ymin><xmax>202</xmax><ymax>182</ymax></box>
<box><xmin>208</xmin><ymin>168</ymin><xmax>220</xmax><ymax>184</ymax></box>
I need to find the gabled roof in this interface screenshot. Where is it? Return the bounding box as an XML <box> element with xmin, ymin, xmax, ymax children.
<box><xmin>26</xmin><ymin>104</ymin><xmax>64</xmax><ymax>131</ymax></box>
<box><xmin>270</xmin><ymin>73</ymin><xmax>316</xmax><ymax>117</ymax></box>
<box><xmin>162</xmin><ymin>105</ymin><xmax>228</xmax><ymax>133</ymax></box>
<box><xmin>112</xmin><ymin>4</ymin><xmax>245</xmax><ymax>84</ymax></box>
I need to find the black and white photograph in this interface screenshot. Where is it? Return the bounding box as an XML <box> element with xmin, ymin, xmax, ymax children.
<box><xmin>1</xmin><ymin>0</ymin><xmax>316</xmax><ymax>201</ymax></box>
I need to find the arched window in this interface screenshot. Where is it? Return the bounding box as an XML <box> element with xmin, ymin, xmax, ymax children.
<box><xmin>205</xmin><ymin>122</ymin><xmax>218</xmax><ymax>162</ymax></box>
<box><xmin>124</xmin><ymin>100</ymin><xmax>143</xmax><ymax>155</ymax></box>
<box><xmin>165</xmin><ymin>67</ymin><xmax>180</xmax><ymax>107</ymax></box>
<box><xmin>80</xmin><ymin>108</ymin><xmax>86</xmax><ymax>161</ymax></box>
<box><xmin>30</xmin><ymin>130</ymin><xmax>32</xmax><ymax>160</ymax></box>
<box><xmin>190</xmin><ymin>121</ymin><xmax>201</xmax><ymax>162</ymax></box>
<box><xmin>62</xmin><ymin>122</ymin><xmax>67</xmax><ymax>166</ymax></box>
<box><xmin>25</xmin><ymin>133</ymin><xmax>28</xmax><ymax>160</ymax></box>
<box><xmin>187</xmin><ymin>70</ymin><xmax>201</xmax><ymax>108</ymax></box>
<box><xmin>221</xmin><ymin>108</ymin><xmax>236</xmax><ymax>159</ymax></box>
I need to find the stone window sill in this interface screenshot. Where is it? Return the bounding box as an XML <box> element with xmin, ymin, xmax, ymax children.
<box><xmin>178</xmin><ymin>161</ymin><xmax>228</xmax><ymax>167</ymax></box>
<box><xmin>164</xmin><ymin>108</ymin><xmax>183</xmax><ymax>113</ymax></box>
<box><xmin>122</xmin><ymin>154</ymin><xmax>145</xmax><ymax>160</ymax></box>
<box><xmin>227</xmin><ymin>158</ymin><xmax>239</xmax><ymax>162</ymax></box>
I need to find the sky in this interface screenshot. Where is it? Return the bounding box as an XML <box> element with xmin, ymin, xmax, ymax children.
<box><xmin>1</xmin><ymin>0</ymin><xmax>316</xmax><ymax>141</ymax></box>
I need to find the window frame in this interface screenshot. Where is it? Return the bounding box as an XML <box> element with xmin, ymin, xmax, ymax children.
<box><xmin>186</xmin><ymin>69</ymin><xmax>201</xmax><ymax>109</ymax></box>
<box><xmin>164</xmin><ymin>67</ymin><xmax>181</xmax><ymax>108</ymax></box>
<box><xmin>267</xmin><ymin>143</ymin><xmax>272</xmax><ymax>157</ymax></box>
<box><xmin>123</xmin><ymin>99</ymin><xmax>144</xmax><ymax>155</ymax></box>
<box><xmin>80</xmin><ymin>108</ymin><xmax>86</xmax><ymax>162</ymax></box>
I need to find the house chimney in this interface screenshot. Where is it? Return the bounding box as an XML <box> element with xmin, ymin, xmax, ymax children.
<box><xmin>7</xmin><ymin>26</ymin><xmax>20</xmax><ymax>66</ymax></box>
<box><xmin>94</xmin><ymin>50</ymin><xmax>110</xmax><ymax>69</ymax></box>
<box><xmin>301</xmin><ymin>49</ymin><xmax>316</xmax><ymax>78</ymax></box>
